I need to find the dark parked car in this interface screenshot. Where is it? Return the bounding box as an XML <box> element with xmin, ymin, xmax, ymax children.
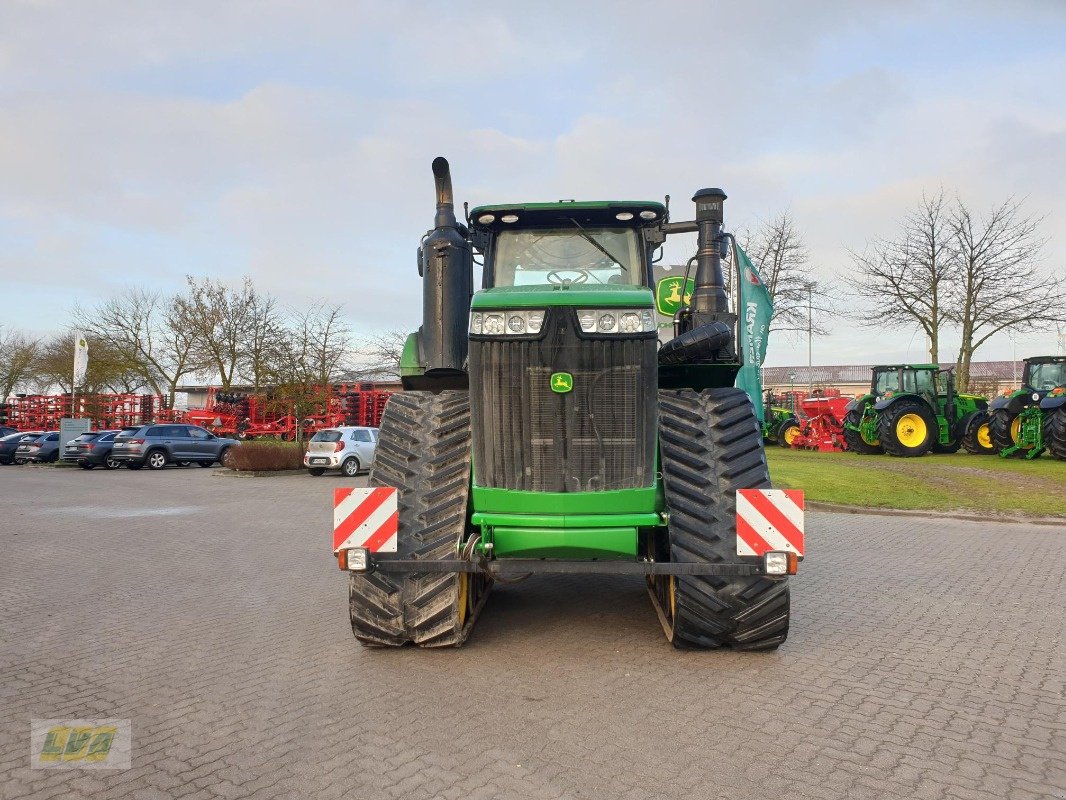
<box><xmin>111</xmin><ymin>424</ymin><xmax>238</xmax><ymax>470</ymax></box>
<box><xmin>0</xmin><ymin>431</ymin><xmax>44</xmax><ymax>465</ymax></box>
<box><xmin>16</xmin><ymin>431</ymin><xmax>61</xmax><ymax>463</ymax></box>
<box><xmin>61</xmin><ymin>429</ymin><xmax>128</xmax><ymax>470</ymax></box>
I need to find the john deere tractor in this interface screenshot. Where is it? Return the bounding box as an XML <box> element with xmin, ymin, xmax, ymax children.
<box><xmin>842</xmin><ymin>365</ymin><xmax>992</xmax><ymax>457</ymax></box>
<box><xmin>988</xmin><ymin>355</ymin><xmax>1066</xmax><ymax>460</ymax></box>
<box><xmin>762</xmin><ymin>392</ymin><xmax>801</xmax><ymax>447</ymax></box>
<box><xmin>338</xmin><ymin>157</ymin><xmax>801</xmax><ymax>650</ymax></box>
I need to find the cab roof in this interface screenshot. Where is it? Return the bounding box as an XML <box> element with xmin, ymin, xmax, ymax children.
<box><xmin>469</xmin><ymin>201</ymin><xmax>666</xmax><ymax>230</ymax></box>
<box><xmin>871</xmin><ymin>364</ymin><xmax>940</xmax><ymax>371</ymax></box>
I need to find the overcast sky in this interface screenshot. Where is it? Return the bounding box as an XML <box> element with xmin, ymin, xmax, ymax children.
<box><xmin>1</xmin><ymin>0</ymin><xmax>1063</xmax><ymax>367</ymax></box>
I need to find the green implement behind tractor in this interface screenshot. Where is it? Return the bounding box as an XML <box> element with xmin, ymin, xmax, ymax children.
<box><xmin>988</xmin><ymin>356</ymin><xmax>1066</xmax><ymax>460</ymax></box>
<box><xmin>335</xmin><ymin>158</ymin><xmax>803</xmax><ymax>650</ymax></box>
<box><xmin>842</xmin><ymin>365</ymin><xmax>992</xmax><ymax>457</ymax></box>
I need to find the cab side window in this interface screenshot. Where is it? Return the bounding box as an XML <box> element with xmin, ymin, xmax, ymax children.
<box><xmin>352</xmin><ymin>429</ymin><xmax>372</xmax><ymax>443</ymax></box>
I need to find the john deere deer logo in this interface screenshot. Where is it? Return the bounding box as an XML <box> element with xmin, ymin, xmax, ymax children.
<box><xmin>655</xmin><ymin>276</ymin><xmax>694</xmax><ymax>316</ymax></box>
<box><xmin>550</xmin><ymin>372</ymin><xmax>573</xmax><ymax>393</ymax></box>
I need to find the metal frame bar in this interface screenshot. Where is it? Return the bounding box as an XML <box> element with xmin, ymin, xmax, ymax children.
<box><xmin>365</xmin><ymin>558</ymin><xmax>766</xmax><ymax>577</ymax></box>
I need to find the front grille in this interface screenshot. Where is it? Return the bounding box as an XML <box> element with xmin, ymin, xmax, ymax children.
<box><xmin>469</xmin><ymin>308</ymin><xmax>657</xmax><ymax>492</ymax></box>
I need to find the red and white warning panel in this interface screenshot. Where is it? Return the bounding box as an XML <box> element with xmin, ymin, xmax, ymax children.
<box><xmin>736</xmin><ymin>489</ymin><xmax>805</xmax><ymax>557</ymax></box>
<box><xmin>332</xmin><ymin>487</ymin><xmax>398</xmax><ymax>554</ymax></box>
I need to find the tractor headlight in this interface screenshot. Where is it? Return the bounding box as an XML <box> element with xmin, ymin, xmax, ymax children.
<box><xmin>577</xmin><ymin>308</ymin><xmax>657</xmax><ymax>335</ymax></box>
<box><xmin>1032</xmin><ymin>392</ymin><xmax>1041</xmax><ymax>402</ymax></box>
<box><xmin>471</xmin><ymin>309</ymin><xmax>546</xmax><ymax>336</ymax></box>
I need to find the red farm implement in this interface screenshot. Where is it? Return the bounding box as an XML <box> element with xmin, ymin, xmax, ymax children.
<box><xmin>789</xmin><ymin>394</ymin><xmax>852</xmax><ymax>452</ymax></box>
<box><xmin>2</xmin><ymin>393</ymin><xmax>177</xmax><ymax>431</ymax></box>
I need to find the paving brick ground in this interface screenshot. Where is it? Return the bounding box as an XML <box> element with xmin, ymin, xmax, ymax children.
<box><xmin>1</xmin><ymin>464</ymin><xmax>1064</xmax><ymax>799</ymax></box>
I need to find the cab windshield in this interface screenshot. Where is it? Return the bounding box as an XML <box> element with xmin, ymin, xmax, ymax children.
<box><xmin>873</xmin><ymin>370</ymin><xmax>900</xmax><ymax>394</ymax></box>
<box><xmin>1028</xmin><ymin>362</ymin><xmax>1066</xmax><ymax>390</ymax></box>
<box><xmin>493</xmin><ymin>227</ymin><xmax>641</xmax><ymax>287</ymax></box>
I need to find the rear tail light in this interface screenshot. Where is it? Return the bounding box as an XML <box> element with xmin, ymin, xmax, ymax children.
<box><xmin>81</xmin><ymin>444</ymin><xmax>94</xmax><ymax>450</ymax></box>
<box><xmin>125</xmin><ymin>439</ymin><xmax>144</xmax><ymax>445</ymax></box>
<box><xmin>334</xmin><ymin>442</ymin><xmax>344</xmax><ymax>452</ymax></box>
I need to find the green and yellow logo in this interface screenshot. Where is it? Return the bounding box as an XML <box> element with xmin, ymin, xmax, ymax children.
<box><xmin>550</xmin><ymin>372</ymin><xmax>573</xmax><ymax>393</ymax></box>
<box><xmin>39</xmin><ymin>724</ymin><xmax>116</xmax><ymax>763</ymax></box>
<box><xmin>655</xmin><ymin>276</ymin><xmax>694</xmax><ymax>317</ymax></box>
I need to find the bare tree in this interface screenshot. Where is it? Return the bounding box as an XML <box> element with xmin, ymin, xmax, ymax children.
<box><xmin>238</xmin><ymin>289</ymin><xmax>285</xmax><ymax>392</ymax></box>
<box><xmin>0</xmin><ymin>327</ymin><xmax>41</xmax><ymax>400</ymax></box>
<box><xmin>77</xmin><ymin>288</ymin><xmax>198</xmax><ymax>407</ymax></box>
<box><xmin>268</xmin><ymin>304</ymin><xmax>353</xmax><ymax>439</ymax></box>
<box><xmin>354</xmin><ymin>331</ymin><xmax>409</xmax><ymax>379</ymax></box>
<box><xmin>741</xmin><ymin>213</ymin><xmax>832</xmax><ymax>336</ymax></box>
<box><xmin>845</xmin><ymin>192</ymin><xmax>956</xmax><ymax>363</ymax></box>
<box><xmin>949</xmin><ymin>197</ymin><xmax>1063</xmax><ymax>391</ymax></box>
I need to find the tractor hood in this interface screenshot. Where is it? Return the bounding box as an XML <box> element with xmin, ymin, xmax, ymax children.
<box><xmin>470</xmin><ymin>284</ymin><xmax>654</xmax><ymax>310</ymax></box>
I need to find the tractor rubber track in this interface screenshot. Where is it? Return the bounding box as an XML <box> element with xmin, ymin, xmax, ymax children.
<box><xmin>1044</xmin><ymin>406</ymin><xmax>1066</xmax><ymax>460</ymax></box>
<box><xmin>842</xmin><ymin>409</ymin><xmax>882</xmax><ymax>454</ymax></box>
<box><xmin>349</xmin><ymin>390</ymin><xmax>487</xmax><ymax>647</ymax></box>
<box><xmin>656</xmin><ymin>388</ymin><xmax>790</xmax><ymax>651</ymax></box>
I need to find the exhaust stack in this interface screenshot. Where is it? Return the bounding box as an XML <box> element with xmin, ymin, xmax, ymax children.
<box><xmin>419</xmin><ymin>157</ymin><xmax>472</xmax><ymax>378</ymax></box>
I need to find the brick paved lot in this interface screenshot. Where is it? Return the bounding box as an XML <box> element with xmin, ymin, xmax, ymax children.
<box><xmin>1</xmin><ymin>465</ymin><xmax>1064</xmax><ymax>799</ymax></box>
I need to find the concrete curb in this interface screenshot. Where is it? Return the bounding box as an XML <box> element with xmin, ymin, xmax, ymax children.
<box><xmin>807</xmin><ymin>500</ymin><xmax>1066</xmax><ymax>528</ymax></box>
<box><xmin>214</xmin><ymin>468</ymin><xmax>307</xmax><ymax>478</ymax></box>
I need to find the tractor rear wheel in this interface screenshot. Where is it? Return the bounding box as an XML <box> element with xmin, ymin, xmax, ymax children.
<box><xmin>1043</xmin><ymin>406</ymin><xmax>1066</xmax><ymax>460</ymax></box>
<box><xmin>777</xmin><ymin>416</ymin><xmax>801</xmax><ymax>448</ymax></box>
<box><xmin>656</xmin><ymin>388</ymin><xmax>790</xmax><ymax>651</ymax></box>
<box><xmin>842</xmin><ymin>409</ymin><xmax>882</xmax><ymax>454</ymax></box>
<box><xmin>879</xmin><ymin>400</ymin><xmax>937</xmax><ymax>457</ymax></box>
<box><xmin>348</xmin><ymin>390</ymin><xmax>486</xmax><ymax>647</ymax></box>
<box><xmin>989</xmin><ymin>409</ymin><xmax>1022</xmax><ymax>457</ymax></box>
<box><xmin>961</xmin><ymin>411</ymin><xmax>996</xmax><ymax>455</ymax></box>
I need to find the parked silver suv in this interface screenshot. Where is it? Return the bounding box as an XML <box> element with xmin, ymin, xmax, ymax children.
<box><xmin>304</xmin><ymin>427</ymin><xmax>378</xmax><ymax>477</ymax></box>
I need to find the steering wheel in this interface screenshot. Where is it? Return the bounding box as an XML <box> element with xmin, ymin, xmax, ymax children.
<box><xmin>546</xmin><ymin>269</ymin><xmax>591</xmax><ymax>286</ymax></box>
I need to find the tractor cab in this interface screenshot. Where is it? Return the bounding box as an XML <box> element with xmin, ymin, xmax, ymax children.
<box><xmin>871</xmin><ymin>365</ymin><xmax>939</xmax><ymax>408</ymax></box>
<box><xmin>468</xmin><ymin>202</ymin><xmax>666</xmax><ymax>290</ymax></box>
<box><xmin>1022</xmin><ymin>356</ymin><xmax>1066</xmax><ymax>394</ymax></box>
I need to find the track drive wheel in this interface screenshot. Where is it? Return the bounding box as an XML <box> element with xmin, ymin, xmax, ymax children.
<box><xmin>1043</xmin><ymin>406</ymin><xmax>1066</xmax><ymax>460</ymax></box>
<box><xmin>348</xmin><ymin>391</ymin><xmax>487</xmax><ymax>648</ymax></box>
<box><xmin>878</xmin><ymin>400</ymin><xmax>936</xmax><ymax>457</ymax></box>
<box><xmin>961</xmin><ymin>411</ymin><xmax>996</xmax><ymax>455</ymax></box>
<box><xmin>655</xmin><ymin>388</ymin><xmax>790</xmax><ymax>651</ymax></box>
<box><xmin>842</xmin><ymin>409</ymin><xmax>882</xmax><ymax>454</ymax></box>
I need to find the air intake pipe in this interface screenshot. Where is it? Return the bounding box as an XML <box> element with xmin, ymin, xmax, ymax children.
<box><xmin>420</xmin><ymin>157</ymin><xmax>473</xmax><ymax>376</ymax></box>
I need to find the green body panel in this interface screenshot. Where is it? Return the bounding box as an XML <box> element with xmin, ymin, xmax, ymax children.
<box><xmin>471</xmin><ymin>511</ymin><xmax>661</xmax><ymax>529</ymax></box>
<box><xmin>471</xmin><ymin>284</ymin><xmax>654</xmax><ymax>310</ymax></box>
<box><xmin>472</xmin><ymin>485</ymin><xmax>661</xmax><ymax>515</ymax></box>
<box><xmin>399</xmin><ymin>332</ymin><xmax>422</xmax><ymax>377</ymax></box>
<box><xmin>761</xmin><ymin>406</ymin><xmax>796</xmax><ymax>439</ymax></box>
<box><xmin>490</xmin><ymin>527</ymin><xmax>637</xmax><ymax>559</ymax></box>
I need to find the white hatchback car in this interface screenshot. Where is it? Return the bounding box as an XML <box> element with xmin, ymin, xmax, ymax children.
<box><xmin>304</xmin><ymin>426</ymin><xmax>379</xmax><ymax>477</ymax></box>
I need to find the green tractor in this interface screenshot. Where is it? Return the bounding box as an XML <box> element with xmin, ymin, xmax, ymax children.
<box><xmin>762</xmin><ymin>392</ymin><xmax>801</xmax><ymax>447</ymax></box>
<box><xmin>988</xmin><ymin>355</ymin><xmax>1066</xmax><ymax>460</ymax></box>
<box><xmin>842</xmin><ymin>365</ymin><xmax>992</xmax><ymax>457</ymax></box>
<box><xmin>337</xmin><ymin>157</ymin><xmax>802</xmax><ymax>650</ymax></box>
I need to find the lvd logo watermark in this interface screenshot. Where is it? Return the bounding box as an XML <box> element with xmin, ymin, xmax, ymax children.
<box><xmin>30</xmin><ymin>720</ymin><xmax>131</xmax><ymax>769</ymax></box>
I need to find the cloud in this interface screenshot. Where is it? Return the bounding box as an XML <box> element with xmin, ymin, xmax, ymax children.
<box><xmin>1</xmin><ymin>1</ymin><xmax>1063</xmax><ymax>365</ymax></box>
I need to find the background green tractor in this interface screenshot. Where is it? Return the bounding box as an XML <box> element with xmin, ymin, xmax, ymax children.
<box><xmin>338</xmin><ymin>157</ymin><xmax>801</xmax><ymax>650</ymax></box>
<box><xmin>842</xmin><ymin>365</ymin><xmax>992</xmax><ymax>457</ymax></box>
<box><xmin>762</xmin><ymin>392</ymin><xmax>801</xmax><ymax>447</ymax></box>
<box><xmin>988</xmin><ymin>355</ymin><xmax>1066</xmax><ymax>460</ymax></box>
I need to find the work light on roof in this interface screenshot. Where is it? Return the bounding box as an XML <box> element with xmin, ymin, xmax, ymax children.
<box><xmin>615</xmin><ymin>211</ymin><xmax>634</xmax><ymax>221</ymax></box>
<box><xmin>477</xmin><ymin>214</ymin><xmax>495</xmax><ymax>224</ymax></box>
<box><xmin>501</xmin><ymin>214</ymin><xmax>519</xmax><ymax>224</ymax></box>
